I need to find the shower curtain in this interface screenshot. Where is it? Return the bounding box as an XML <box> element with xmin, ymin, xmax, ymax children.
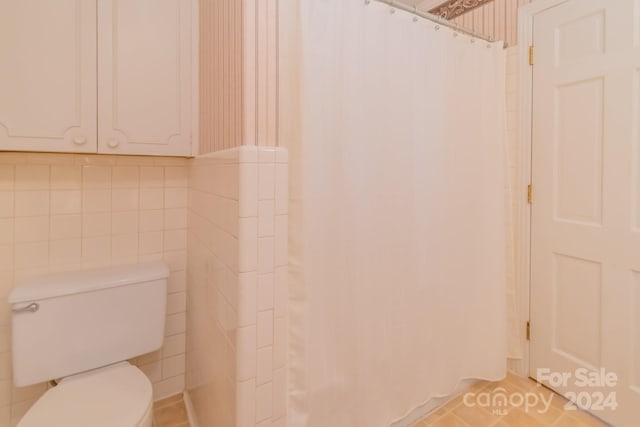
<box><xmin>286</xmin><ymin>1</ymin><xmax>508</xmax><ymax>425</ymax></box>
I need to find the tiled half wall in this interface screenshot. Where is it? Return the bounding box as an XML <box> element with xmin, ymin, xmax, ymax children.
<box><xmin>187</xmin><ymin>146</ymin><xmax>288</xmax><ymax>427</ymax></box>
<box><xmin>0</xmin><ymin>153</ymin><xmax>188</xmax><ymax>426</ymax></box>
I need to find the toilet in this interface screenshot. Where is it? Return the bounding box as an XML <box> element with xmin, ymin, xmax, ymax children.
<box><xmin>8</xmin><ymin>261</ymin><xmax>169</xmax><ymax>427</ymax></box>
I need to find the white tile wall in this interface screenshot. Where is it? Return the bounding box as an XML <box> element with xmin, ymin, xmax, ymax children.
<box><xmin>187</xmin><ymin>146</ymin><xmax>288</xmax><ymax>427</ymax></box>
<box><xmin>0</xmin><ymin>152</ymin><xmax>188</xmax><ymax>427</ymax></box>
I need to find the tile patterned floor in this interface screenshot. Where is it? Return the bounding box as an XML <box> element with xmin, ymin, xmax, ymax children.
<box><xmin>154</xmin><ymin>394</ymin><xmax>190</xmax><ymax>427</ymax></box>
<box><xmin>153</xmin><ymin>373</ymin><xmax>610</xmax><ymax>427</ymax></box>
<box><xmin>412</xmin><ymin>373</ymin><xmax>610</xmax><ymax>427</ymax></box>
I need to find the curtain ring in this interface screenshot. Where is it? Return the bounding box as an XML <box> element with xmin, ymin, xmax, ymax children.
<box><xmin>364</xmin><ymin>0</ymin><xmax>370</xmax><ymax>4</ymax></box>
<box><xmin>435</xmin><ymin>25</ymin><xmax>440</xmax><ymax>31</ymax></box>
<box><xmin>390</xmin><ymin>0</ymin><xmax>396</xmax><ymax>14</ymax></box>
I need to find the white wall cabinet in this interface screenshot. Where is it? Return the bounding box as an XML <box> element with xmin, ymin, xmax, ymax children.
<box><xmin>98</xmin><ymin>0</ymin><xmax>195</xmax><ymax>156</ymax></box>
<box><xmin>0</xmin><ymin>0</ymin><xmax>197</xmax><ymax>157</ymax></box>
<box><xmin>0</xmin><ymin>0</ymin><xmax>98</xmax><ymax>153</ymax></box>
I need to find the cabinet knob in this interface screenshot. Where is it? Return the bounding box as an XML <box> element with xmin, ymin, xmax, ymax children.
<box><xmin>73</xmin><ymin>136</ymin><xmax>86</xmax><ymax>145</ymax></box>
<box><xmin>108</xmin><ymin>139</ymin><xmax>120</xmax><ymax>148</ymax></box>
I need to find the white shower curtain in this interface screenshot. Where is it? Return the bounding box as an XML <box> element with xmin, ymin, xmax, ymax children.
<box><xmin>286</xmin><ymin>1</ymin><xmax>508</xmax><ymax>425</ymax></box>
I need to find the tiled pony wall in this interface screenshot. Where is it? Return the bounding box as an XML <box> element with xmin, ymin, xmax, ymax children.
<box><xmin>0</xmin><ymin>153</ymin><xmax>188</xmax><ymax>426</ymax></box>
<box><xmin>187</xmin><ymin>146</ymin><xmax>288</xmax><ymax>427</ymax></box>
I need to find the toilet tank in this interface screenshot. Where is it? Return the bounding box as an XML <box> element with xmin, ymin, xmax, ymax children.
<box><xmin>8</xmin><ymin>262</ymin><xmax>169</xmax><ymax>387</ymax></box>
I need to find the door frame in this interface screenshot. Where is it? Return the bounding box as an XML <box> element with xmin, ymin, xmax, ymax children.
<box><xmin>515</xmin><ymin>0</ymin><xmax>569</xmax><ymax>378</ymax></box>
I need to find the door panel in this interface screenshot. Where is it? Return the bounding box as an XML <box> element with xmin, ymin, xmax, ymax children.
<box><xmin>98</xmin><ymin>0</ymin><xmax>192</xmax><ymax>156</ymax></box>
<box><xmin>0</xmin><ymin>0</ymin><xmax>97</xmax><ymax>152</ymax></box>
<box><xmin>556</xmin><ymin>10</ymin><xmax>605</xmax><ymax>67</ymax></box>
<box><xmin>555</xmin><ymin>77</ymin><xmax>604</xmax><ymax>225</ymax></box>
<box><xmin>552</xmin><ymin>254</ymin><xmax>602</xmax><ymax>368</ymax></box>
<box><xmin>531</xmin><ymin>0</ymin><xmax>640</xmax><ymax>425</ymax></box>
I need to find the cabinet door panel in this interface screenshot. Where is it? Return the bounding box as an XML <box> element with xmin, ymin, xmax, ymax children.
<box><xmin>98</xmin><ymin>0</ymin><xmax>193</xmax><ymax>156</ymax></box>
<box><xmin>0</xmin><ymin>0</ymin><xmax>97</xmax><ymax>153</ymax></box>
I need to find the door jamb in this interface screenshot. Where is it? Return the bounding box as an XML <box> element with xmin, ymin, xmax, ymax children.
<box><xmin>515</xmin><ymin>0</ymin><xmax>569</xmax><ymax>378</ymax></box>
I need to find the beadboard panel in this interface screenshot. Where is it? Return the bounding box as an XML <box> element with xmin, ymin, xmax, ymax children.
<box><xmin>199</xmin><ymin>0</ymin><xmax>244</xmax><ymax>153</ymax></box>
<box><xmin>199</xmin><ymin>0</ymin><xmax>278</xmax><ymax>154</ymax></box>
<box><xmin>243</xmin><ymin>0</ymin><xmax>279</xmax><ymax>148</ymax></box>
<box><xmin>450</xmin><ymin>0</ymin><xmax>534</xmax><ymax>46</ymax></box>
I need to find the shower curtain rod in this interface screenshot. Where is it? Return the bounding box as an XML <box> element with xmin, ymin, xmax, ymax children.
<box><xmin>372</xmin><ymin>0</ymin><xmax>507</xmax><ymax>48</ymax></box>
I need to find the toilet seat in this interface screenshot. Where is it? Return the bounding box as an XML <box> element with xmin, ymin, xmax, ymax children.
<box><xmin>17</xmin><ymin>363</ymin><xmax>153</xmax><ymax>427</ymax></box>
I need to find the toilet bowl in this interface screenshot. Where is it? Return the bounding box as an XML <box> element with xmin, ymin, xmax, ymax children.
<box><xmin>17</xmin><ymin>363</ymin><xmax>153</xmax><ymax>427</ymax></box>
<box><xmin>8</xmin><ymin>262</ymin><xmax>169</xmax><ymax>427</ymax></box>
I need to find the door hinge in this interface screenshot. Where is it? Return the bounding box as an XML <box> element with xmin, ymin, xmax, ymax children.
<box><xmin>529</xmin><ymin>45</ymin><xmax>534</xmax><ymax>66</ymax></box>
<box><xmin>526</xmin><ymin>321</ymin><xmax>531</xmax><ymax>341</ymax></box>
<box><xmin>527</xmin><ymin>184</ymin><xmax>533</xmax><ymax>204</ymax></box>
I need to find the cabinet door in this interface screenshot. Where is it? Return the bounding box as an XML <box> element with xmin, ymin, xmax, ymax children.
<box><xmin>98</xmin><ymin>0</ymin><xmax>194</xmax><ymax>156</ymax></box>
<box><xmin>0</xmin><ymin>0</ymin><xmax>97</xmax><ymax>153</ymax></box>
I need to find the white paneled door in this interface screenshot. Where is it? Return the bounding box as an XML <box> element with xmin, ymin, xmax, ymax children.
<box><xmin>98</xmin><ymin>0</ymin><xmax>193</xmax><ymax>156</ymax></box>
<box><xmin>530</xmin><ymin>1</ymin><xmax>640</xmax><ymax>426</ymax></box>
<box><xmin>0</xmin><ymin>0</ymin><xmax>97</xmax><ymax>152</ymax></box>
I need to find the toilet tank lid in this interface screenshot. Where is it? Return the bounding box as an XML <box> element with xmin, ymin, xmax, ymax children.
<box><xmin>9</xmin><ymin>261</ymin><xmax>169</xmax><ymax>304</ymax></box>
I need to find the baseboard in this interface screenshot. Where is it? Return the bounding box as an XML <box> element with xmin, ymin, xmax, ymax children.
<box><xmin>183</xmin><ymin>390</ymin><xmax>199</xmax><ymax>427</ymax></box>
<box><xmin>508</xmin><ymin>358</ymin><xmax>528</xmax><ymax>377</ymax></box>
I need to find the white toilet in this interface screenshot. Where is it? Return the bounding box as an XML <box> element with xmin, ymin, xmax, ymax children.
<box><xmin>8</xmin><ymin>261</ymin><xmax>169</xmax><ymax>427</ymax></box>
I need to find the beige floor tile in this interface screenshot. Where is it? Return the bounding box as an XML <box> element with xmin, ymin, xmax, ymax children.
<box><xmin>506</xmin><ymin>373</ymin><xmax>540</xmax><ymax>391</ymax></box>
<box><xmin>429</xmin><ymin>413</ymin><xmax>472</xmax><ymax>427</ymax></box>
<box><xmin>481</xmin><ymin>381</ymin><xmax>502</xmax><ymax>392</ymax></box>
<box><xmin>153</xmin><ymin>396</ymin><xmax>189</xmax><ymax>427</ymax></box>
<box><xmin>566</xmin><ymin>409</ymin><xmax>610</xmax><ymax>427</ymax></box>
<box><xmin>523</xmin><ymin>388</ymin><xmax>564</xmax><ymax>425</ymax></box>
<box><xmin>423</xmin><ymin>417</ymin><xmax>443</xmax><ymax>426</ymax></box>
<box><xmin>500</xmin><ymin>408</ymin><xmax>549</xmax><ymax>427</ymax></box>
<box><xmin>451</xmin><ymin>401</ymin><xmax>503</xmax><ymax>426</ymax></box>
<box><xmin>552</xmin><ymin>413</ymin><xmax>598</xmax><ymax>427</ymax></box>
<box><xmin>549</xmin><ymin>392</ymin><xmax>575</xmax><ymax>413</ymax></box>
<box><xmin>468</xmin><ymin>380</ymin><xmax>491</xmax><ymax>393</ymax></box>
<box><xmin>413</xmin><ymin>412</ymin><xmax>441</xmax><ymax>426</ymax></box>
<box><xmin>410</xmin><ymin>375</ymin><xmax>609</xmax><ymax>427</ymax></box>
<box><xmin>154</xmin><ymin>394</ymin><xmax>184</xmax><ymax>409</ymax></box>
<box><xmin>442</xmin><ymin>395</ymin><xmax>465</xmax><ymax>412</ymax></box>
<box><xmin>527</xmin><ymin>405</ymin><xmax>564</xmax><ymax>426</ymax></box>
<box><xmin>433</xmin><ymin>403</ymin><xmax>451</xmax><ymax>418</ymax></box>
<box><xmin>485</xmin><ymin>378</ymin><xmax>527</xmax><ymax>396</ymax></box>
